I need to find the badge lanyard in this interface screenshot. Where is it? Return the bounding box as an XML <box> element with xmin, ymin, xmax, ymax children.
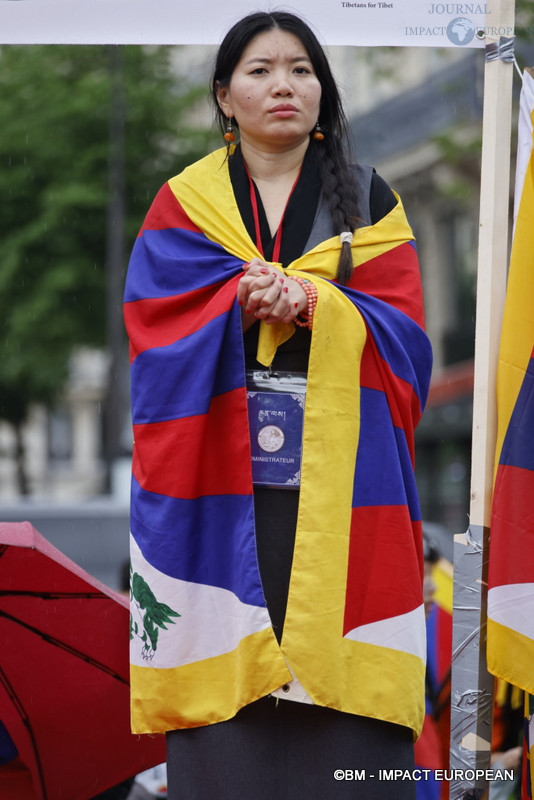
<box><xmin>245</xmin><ymin>165</ymin><xmax>301</xmax><ymax>264</ymax></box>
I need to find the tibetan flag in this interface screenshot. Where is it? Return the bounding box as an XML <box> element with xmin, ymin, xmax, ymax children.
<box><xmin>487</xmin><ymin>68</ymin><xmax>534</xmax><ymax>693</ymax></box>
<box><xmin>415</xmin><ymin>556</ymin><xmax>453</xmax><ymax>800</ymax></box>
<box><xmin>426</xmin><ymin>557</ymin><xmax>453</xmax><ymax>779</ymax></box>
<box><xmin>124</xmin><ymin>147</ymin><xmax>432</xmax><ymax>736</ymax></box>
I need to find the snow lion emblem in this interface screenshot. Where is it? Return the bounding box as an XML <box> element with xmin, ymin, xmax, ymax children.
<box><xmin>130</xmin><ymin>569</ymin><xmax>181</xmax><ymax>659</ymax></box>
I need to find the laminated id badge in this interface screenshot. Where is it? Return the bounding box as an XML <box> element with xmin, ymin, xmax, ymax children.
<box><xmin>246</xmin><ymin>370</ymin><xmax>306</xmax><ymax>489</ymax></box>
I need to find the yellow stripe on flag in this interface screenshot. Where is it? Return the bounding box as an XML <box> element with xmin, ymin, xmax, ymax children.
<box><xmin>493</xmin><ymin>88</ymin><xmax>534</xmax><ymax>476</ymax></box>
<box><xmin>488</xmin><ymin>617</ymin><xmax>534</xmax><ymax>696</ymax></box>
<box><xmin>433</xmin><ymin>557</ymin><xmax>453</xmax><ymax>616</ymax></box>
<box><xmin>131</xmin><ymin>627</ymin><xmax>291</xmax><ymax>734</ymax></box>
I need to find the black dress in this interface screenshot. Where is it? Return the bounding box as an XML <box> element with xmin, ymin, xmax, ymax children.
<box><xmin>166</xmin><ymin>145</ymin><xmax>416</xmax><ymax>800</ymax></box>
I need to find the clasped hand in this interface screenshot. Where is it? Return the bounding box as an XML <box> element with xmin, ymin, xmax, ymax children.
<box><xmin>237</xmin><ymin>258</ymin><xmax>307</xmax><ymax>329</ymax></box>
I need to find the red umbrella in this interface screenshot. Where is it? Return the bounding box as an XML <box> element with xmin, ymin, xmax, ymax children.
<box><xmin>0</xmin><ymin>521</ymin><xmax>165</xmax><ymax>800</ymax></box>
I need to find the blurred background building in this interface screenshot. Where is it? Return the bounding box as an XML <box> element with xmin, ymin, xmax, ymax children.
<box><xmin>1</xmin><ymin>37</ymin><xmax>533</xmax><ymax>584</ymax></box>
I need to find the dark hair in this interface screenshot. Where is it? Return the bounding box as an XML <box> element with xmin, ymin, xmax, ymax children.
<box><xmin>210</xmin><ymin>11</ymin><xmax>359</xmax><ymax>284</ymax></box>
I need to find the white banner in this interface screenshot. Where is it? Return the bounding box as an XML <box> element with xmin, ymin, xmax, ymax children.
<box><xmin>0</xmin><ymin>0</ymin><xmax>511</xmax><ymax>48</ymax></box>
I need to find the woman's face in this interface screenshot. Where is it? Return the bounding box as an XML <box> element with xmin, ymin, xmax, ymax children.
<box><xmin>217</xmin><ymin>28</ymin><xmax>322</xmax><ymax>153</ymax></box>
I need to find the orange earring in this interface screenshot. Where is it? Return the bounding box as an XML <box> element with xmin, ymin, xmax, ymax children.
<box><xmin>224</xmin><ymin>119</ymin><xmax>235</xmax><ymax>143</ymax></box>
<box><xmin>312</xmin><ymin>122</ymin><xmax>325</xmax><ymax>141</ymax></box>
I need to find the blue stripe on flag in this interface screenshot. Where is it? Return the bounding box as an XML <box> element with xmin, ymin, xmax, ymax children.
<box><xmin>353</xmin><ymin>387</ymin><xmax>421</xmax><ymax>520</ymax></box>
<box><xmin>348</xmin><ymin>288</ymin><xmax>432</xmax><ymax>410</ymax></box>
<box><xmin>130</xmin><ymin>477</ymin><xmax>264</xmax><ymax>607</ymax></box>
<box><xmin>125</xmin><ymin>228</ymin><xmax>242</xmax><ymax>301</ymax></box>
<box><xmin>131</xmin><ymin>308</ymin><xmax>244</xmax><ymax>424</ymax></box>
<box><xmin>500</xmin><ymin>356</ymin><xmax>534</xmax><ymax>470</ymax></box>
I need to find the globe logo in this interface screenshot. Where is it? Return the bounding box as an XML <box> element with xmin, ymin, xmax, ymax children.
<box><xmin>446</xmin><ymin>17</ymin><xmax>476</xmax><ymax>45</ymax></box>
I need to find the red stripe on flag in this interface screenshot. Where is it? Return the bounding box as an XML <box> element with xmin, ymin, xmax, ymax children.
<box><xmin>349</xmin><ymin>242</ymin><xmax>425</xmax><ymax>327</ymax></box>
<box><xmin>124</xmin><ymin>277</ymin><xmax>239</xmax><ymax>361</ymax></box>
<box><xmin>343</xmin><ymin>506</ymin><xmax>423</xmax><ymax>634</ymax></box>
<box><xmin>138</xmin><ymin>182</ymin><xmax>201</xmax><ymax>235</ymax></box>
<box><xmin>360</xmin><ymin>340</ymin><xmax>423</xmax><ymax>461</ymax></box>
<box><xmin>490</xmin><ymin>462</ymin><xmax>534</xmax><ymax>586</ymax></box>
<box><xmin>132</xmin><ymin>388</ymin><xmax>252</xmax><ymax>500</ymax></box>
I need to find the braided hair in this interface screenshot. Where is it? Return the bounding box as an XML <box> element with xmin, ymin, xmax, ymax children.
<box><xmin>210</xmin><ymin>11</ymin><xmax>361</xmax><ymax>285</ymax></box>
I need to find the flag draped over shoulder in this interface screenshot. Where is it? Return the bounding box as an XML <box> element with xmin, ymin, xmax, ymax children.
<box><xmin>124</xmin><ymin>147</ymin><xmax>432</xmax><ymax>736</ymax></box>
<box><xmin>487</xmin><ymin>69</ymin><xmax>534</xmax><ymax>695</ymax></box>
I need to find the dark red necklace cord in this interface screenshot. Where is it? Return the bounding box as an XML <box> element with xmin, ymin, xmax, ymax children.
<box><xmin>245</xmin><ymin>165</ymin><xmax>301</xmax><ymax>264</ymax></box>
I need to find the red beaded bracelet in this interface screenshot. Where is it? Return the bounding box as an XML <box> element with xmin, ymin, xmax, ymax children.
<box><xmin>292</xmin><ymin>277</ymin><xmax>318</xmax><ymax>330</ymax></box>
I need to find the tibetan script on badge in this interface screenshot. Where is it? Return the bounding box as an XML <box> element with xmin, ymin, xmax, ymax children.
<box><xmin>246</xmin><ymin>371</ymin><xmax>306</xmax><ymax>489</ymax></box>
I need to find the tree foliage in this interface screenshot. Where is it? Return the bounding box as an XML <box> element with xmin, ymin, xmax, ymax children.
<box><xmin>516</xmin><ymin>0</ymin><xmax>534</xmax><ymax>39</ymax></box>
<box><xmin>0</xmin><ymin>44</ymin><xmax>211</xmax><ymax>427</ymax></box>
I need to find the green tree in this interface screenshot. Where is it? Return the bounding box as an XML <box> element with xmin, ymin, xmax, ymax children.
<box><xmin>516</xmin><ymin>0</ymin><xmax>534</xmax><ymax>39</ymax></box>
<box><xmin>0</xmin><ymin>44</ymin><xmax>211</xmax><ymax>493</ymax></box>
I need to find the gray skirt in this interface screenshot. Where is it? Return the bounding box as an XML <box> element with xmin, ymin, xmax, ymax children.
<box><xmin>166</xmin><ymin>695</ymin><xmax>415</xmax><ymax>800</ymax></box>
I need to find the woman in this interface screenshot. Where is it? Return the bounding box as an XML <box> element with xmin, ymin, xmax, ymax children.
<box><xmin>124</xmin><ymin>11</ymin><xmax>433</xmax><ymax>799</ymax></box>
